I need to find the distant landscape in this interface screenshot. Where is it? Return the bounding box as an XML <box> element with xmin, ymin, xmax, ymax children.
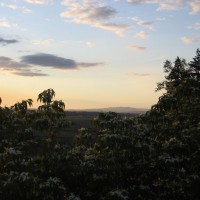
<box><xmin>69</xmin><ymin>107</ymin><xmax>149</xmax><ymax>114</ymax></box>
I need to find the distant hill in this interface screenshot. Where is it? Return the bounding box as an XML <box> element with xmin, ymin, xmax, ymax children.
<box><xmin>70</xmin><ymin>107</ymin><xmax>149</xmax><ymax>114</ymax></box>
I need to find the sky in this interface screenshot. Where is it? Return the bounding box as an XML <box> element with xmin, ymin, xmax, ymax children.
<box><xmin>0</xmin><ymin>0</ymin><xmax>200</xmax><ymax>110</ymax></box>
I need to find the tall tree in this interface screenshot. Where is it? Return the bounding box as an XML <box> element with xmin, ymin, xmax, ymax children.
<box><xmin>37</xmin><ymin>88</ymin><xmax>55</xmax><ymax>106</ymax></box>
<box><xmin>189</xmin><ymin>48</ymin><xmax>200</xmax><ymax>80</ymax></box>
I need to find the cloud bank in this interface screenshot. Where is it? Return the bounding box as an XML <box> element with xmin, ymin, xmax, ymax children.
<box><xmin>0</xmin><ymin>56</ymin><xmax>47</xmax><ymax>77</ymax></box>
<box><xmin>0</xmin><ymin>53</ymin><xmax>103</xmax><ymax>77</ymax></box>
<box><xmin>21</xmin><ymin>53</ymin><xmax>102</xmax><ymax>69</ymax></box>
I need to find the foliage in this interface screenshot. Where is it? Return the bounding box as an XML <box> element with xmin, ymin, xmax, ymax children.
<box><xmin>0</xmin><ymin>49</ymin><xmax>200</xmax><ymax>199</ymax></box>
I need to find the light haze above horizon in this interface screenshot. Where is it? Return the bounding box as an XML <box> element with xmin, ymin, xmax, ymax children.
<box><xmin>0</xmin><ymin>0</ymin><xmax>200</xmax><ymax>109</ymax></box>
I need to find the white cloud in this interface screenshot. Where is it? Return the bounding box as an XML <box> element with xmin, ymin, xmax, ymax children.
<box><xmin>61</xmin><ymin>0</ymin><xmax>80</xmax><ymax>7</ymax></box>
<box><xmin>128</xmin><ymin>45</ymin><xmax>146</xmax><ymax>52</ymax></box>
<box><xmin>127</xmin><ymin>0</ymin><xmax>183</xmax><ymax>8</ymax></box>
<box><xmin>189</xmin><ymin>0</ymin><xmax>200</xmax><ymax>14</ymax></box>
<box><xmin>13</xmin><ymin>23</ymin><xmax>27</xmax><ymax>31</ymax></box>
<box><xmin>187</xmin><ymin>22</ymin><xmax>200</xmax><ymax>30</ymax></box>
<box><xmin>31</xmin><ymin>39</ymin><xmax>54</xmax><ymax>45</ymax></box>
<box><xmin>131</xmin><ymin>17</ymin><xmax>153</xmax><ymax>30</ymax></box>
<box><xmin>61</xmin><ymin>6</ymin><xmax>116</xmax><ymax>23</ymax></box>
<box><xmin>180</xmin><ymin>36</ymin><xmax>199</xmax><ymax>44</ymax></box>
<box><xmin>94</xmin><ymin>22</ymin><xmax>130</xmax><ymax>36</ymax></box>
<box><xmin>6</xmin><ymin>4</ymin><xmax>17</xmax><ymax>10</ymax></box>
<box><xmin>157</xmin><ymin>3</ymin><xmax>181</xmax><ymax>11</ymax></box>
<box><xmin>60</xmin><ymin>0</ymin><xmax>131</xmax><ymax>36</ymax></box>
<box><xmin>193</xmin><ymin>22</ymin><xmax>200</xmax><ymax>30</ymax></box>
<box><xmin>0</xmin><ymin>18</ymin><xmax>26</xmax><ymax>31</ymax></box>
<box><xmin>0</xmin><ymin>2</ymin><xmax>32</xmax><ymax>14</ymax></box>
<box><xmin>86</xmin><ymin>41</ymin><xmax>95</xmax><ymax>48</ymax></box>
<box><xmin>26</xmin><ymin>0</ymin><xmax>51</xmax><ymax>4</ymax></box>
<box><xmin>0</xmin><ymin>2</ymin><xmax>17</xmax><ymax>10</ymax></box>
<box><xmin>156</xmin><ymin>17</ymin><xmax>166</xmax><ymax>21</ymax></box>
<box><xmin>22</xmin><ymin>7</ymin><xmax>32</xmax><ymax>13</ymax></box>
<box><xmin>135</xmin><ymin>31</ymin><xmax>148</xmax><ymax>39</ymax></box>
<box><xmin>0</xmin><ymin>18</ymin><xmax>11</xmax><ymax>28</ymax></box>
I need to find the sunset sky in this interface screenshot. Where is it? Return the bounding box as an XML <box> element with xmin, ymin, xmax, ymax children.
<box><xmin>0</xmin><ymin>0</ymin><xmax>200</xmax><ymax>109</ymax></box>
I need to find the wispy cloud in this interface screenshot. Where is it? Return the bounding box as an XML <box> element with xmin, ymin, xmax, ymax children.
<box><xmin>126</xmin><ymin>72</ymin><xmax>150</xmax><ymax>76</ymax></box>
<box><xmin>86</xmin><ymin>41</ymin><xmax>95</xmax><ymax>48</ymax></box>
<box><xmin>127</xmin><ymin>0</ymin><xmax>200</xmax><ymax>14</ymax></box>
<box><xmin>93</xmin><ymin>22</ymin><xmax>130</xmax><ymax>36</ymax></box>
<box><xmin>128</xmin><ymin>45</ymin><xmax>146</xmax><ymax>52</ymax></box>
<box><xmin>187</xmin><ymin>22</ymin><xmax>200</xmax><ymax>30</ymax></box>
<box><xmin>0</xmin><ymin>18</ymin><xmax>26</xmax><ymax>31</ymax></box>
<box><xmin>0</xmin><ymin>2</ymin><xmax>32</xmax><ymax>14</ymax></box>
<box><xmin>189</xmin><ymin>1</ymin><xmax>200</xmax><ymax>14</ymax></box>
<box><xmin>180</xmin><ymin>36</ymin><xmax>199</xmax><ymax>44</ymax></box>
<box><xmin>0</xmin><ymin>37</ymin><xmax>19</xmax><ymax>46</ymax></box>
<box><xmin>157</xmin><ymin>2</ymin><xmax>183</xmax><ymax>11</ymax></box>
<box><xmin>25</xmin><ymin>0</ymin><xmax>51</xmax><ymax>5</ymax></box>
<box><xmin>60</xmin><ymin>0</ymin><xmax>131</xmax><ymax>36</ymax></box>
<box><xmin>0</xmin><ymin>2</ymin><xmax>17</xmax><ymax>9</ymax></box>
<box><xmin>21</xmin><ymin>7</ymin><xmax>32</xmax><ymax>14</ymax></box>
<box><xmin>31</xmin><ymin>38</ymin><xmax>96</xmax><ymax>48</ymax></box>
<box><xmin>135</xmin><ymin>31</ymin><xmax>148</xmax><ymax>39</ymax></box>
<box><xmin>0</xmin><ymin>18</ymin><xmax>11</xmax><ymax>28</ymax></box>
<box><xmin>31</xmin><ymin>39</ymin><xmax>54</xmax><ymax>46</ymax></box>
<box><xmin>131</xmin><ymin>17</ymin><xmax>153</xmax><ymax>30</ymax></box>
<box><xmin>193</xmin><ymin>22</ymin><xmax>200</xmax><ymax>30</ymax></box>
<box><xmin>127</xmin><ymin>0</ymin><xmax>182</xmax><ymax>10</ymax></box>
<box><xmin>156</xmin><ymin>17</ymin><xmax>166</xmax><ymax>21</ymax></box>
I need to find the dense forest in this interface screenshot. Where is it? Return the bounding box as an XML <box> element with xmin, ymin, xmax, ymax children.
<box><xmin>0</xmin><ymin>49</ymin><xmax>200</xmax><ymax>200</ymax></box>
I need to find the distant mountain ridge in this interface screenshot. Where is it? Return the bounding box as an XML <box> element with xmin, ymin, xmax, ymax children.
<box><xmin>70</xmin><ymin>107</ymin><xmax>149</xmax><ymax>114</ymax></box>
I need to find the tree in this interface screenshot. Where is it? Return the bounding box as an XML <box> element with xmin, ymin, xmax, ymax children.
<box><xmin>142</xmin><ymin>49</ymin><xmax>200</xmax><ymax>200</ymax></box>
<box><xmin>189</xmin><ymin>48</ymin><xmax>200</xmax><ymax>80</ymax></box>
<box><xmin>11</xmin><ymin>99</ymin><xmax>33</xmax><ymax>115</ymax></box>
<box><xmin>35</xmin><ymin>89</ymin><xmax>68</xmax><ymax>136</ymax></box>
<box><xmin>37</xmin><ymin>88</ymin><xmax>55</xmax><ymax>107</ymax></box>
<box><xmin>37</xmin><ymin>88</ymin><xmax>65</xmax><ymax>113</ymax></box>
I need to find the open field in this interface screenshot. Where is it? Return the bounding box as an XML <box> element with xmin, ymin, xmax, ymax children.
<box><xmin>32</xmin><ymin>111</ymin><xmax>141</xmax><ymax>143</ymax></box>
<box><xmin>43</xmin><ymin>111</ymin><xmax>139</xmax><ymax>143</ymax></box>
